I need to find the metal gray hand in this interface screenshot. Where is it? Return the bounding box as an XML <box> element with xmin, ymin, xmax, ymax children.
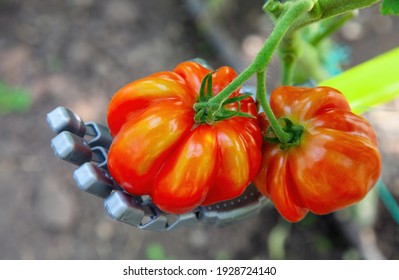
<box><xmin>46</xmin><ymin>106</ymin><xmax>267</xmax><ymax>231</ymax></box>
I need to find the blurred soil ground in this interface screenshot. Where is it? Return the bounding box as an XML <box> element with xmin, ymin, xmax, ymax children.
<box><xmin>0</xmin><ymin>0</ymin><xmax>399</xmax><ymax>259</ymax></box>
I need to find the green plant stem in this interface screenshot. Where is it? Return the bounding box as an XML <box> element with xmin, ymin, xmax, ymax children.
<box><xmin>212</xmin><ymin>0</ymin><xmax>382</xmax><ymax>102</ymax></box>
<box><xmin>291</xmin><ymin>0</ymin><xmax>381</xmax><ymax>32</ymax></box>
<box><xmin>280</xmin><ymin>53</ymin><xmax>297</xmax><ymax>86</ymax></box>
<box><xmin>257</xmin><ymin>71</ymin><xmax>292</xmax><ymax>143</ymax></box>
<box><xmin>252</xmin><ymin>0</ymin><xmax>316</xmax><ymax>73</ymax></box>
<box><xmin>280</xmin><ymin>11</ymin><xmax>354</xmax><ymax>86</ymax></box>
<box><xmin>209</xmin><ymin>0</ymin><xmax>314</xmax><ymax>140</ymax></box>
<box><xmin>309</xmin><ymin>11</ymin><xmax>355</xmax><ymax>46</ymax></box>
<box><xmin>279</xmin><ymin>30</ymin><xmax>301</xmax><ymax>86</ymax></box>
<box><xmin>317</xmin><ymin>0</ymin><xmax>380</xmax><ymax>18</ymax></box>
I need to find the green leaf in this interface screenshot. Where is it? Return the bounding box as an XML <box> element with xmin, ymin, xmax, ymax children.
<box><xmin>381</xmin><ymin>0</ymin><xmax>399</xmax><ymax>15</ymax></box>
<box><xmin>198</xmin><ymin>72</ymin><xmax>214</xmax><ymax>102</ymax></box>
<box><xmin>214</xmin><ymin>107</ymin><xmax>240</xmax><ymax>122</ymax></box>
<box><xmin>221</xmin><ymin>93</ymin><xmax>252</xmax><ymax>105</ymax></box>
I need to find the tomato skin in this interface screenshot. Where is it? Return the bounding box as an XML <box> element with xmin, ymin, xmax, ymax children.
<box><xmin>254</xmin><ymin>86</ymin><xmax>381</xmax><ymax>222</ymax></box>
<box><xmin>107</xmin><ymin>61</ymin><xmax>262</xmax><ymax>214</ymax></box>
<box><xmin>152</xmin><ymin>125</ymin><xmax>219</xmax><ymax>213</ymax></box>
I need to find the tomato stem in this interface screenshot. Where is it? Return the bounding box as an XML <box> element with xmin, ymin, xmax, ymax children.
<box><xmin>208</xmin><ymin>0</ymin><xmax>315</xmax><ymax>109</ymax></box>
<box><xmin>281</xmin><ymin>0</ymin><xmax>380</xmax><ymax>34</ymax></box>
<box><xmin>256</xmin><ymin>71</ymin><xmax>292</xmax><ymax>144</ymax></box>
<box><xmin>308</xmin><ymin>11</ymin><xmax>355</xmax><ymax>46</ymax></box>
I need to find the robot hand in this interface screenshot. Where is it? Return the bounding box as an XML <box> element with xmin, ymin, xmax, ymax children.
<box><xmin>46</xmin><ymin>103</ymin><xmax>267</xmax><ymax>231</ymax></box>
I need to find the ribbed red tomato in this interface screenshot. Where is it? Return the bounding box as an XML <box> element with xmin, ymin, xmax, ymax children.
<box><xmin>107</xmin><ymin>61</ymin><xmax>263</xmax><ymax>214</ymax></box>
<box><xmin>254</xmin><ymin>86</ymin><xmax>382</xmax><ymax>222</ymax></box>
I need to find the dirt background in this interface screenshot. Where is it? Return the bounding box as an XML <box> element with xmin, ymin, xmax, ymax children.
<box><xmin>1</xmin><ymin>0</ymin><xmax>399</xmax><ymax>260</ymax></box>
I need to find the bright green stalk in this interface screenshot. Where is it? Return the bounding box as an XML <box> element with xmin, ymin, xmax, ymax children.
<box><xmin>207</xmin><ymin>0</ymin><xmax>315</xmax><ymax>142</ymax></box>
<box><xmin>291</xmin><ymin>0</ymin><xmax>381</xmax><ymax>32</ymax></box>
<box><xmin>257</xmin><ymin>71</ymin><xmax>292</xmax><ymax>143</ymax></box>
<box><xmin>209</xmin><ymin>0</ymin><xmax>315</xmax><ymax>105</ymax></box>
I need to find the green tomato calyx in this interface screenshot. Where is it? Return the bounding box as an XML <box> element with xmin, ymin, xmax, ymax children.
<box><xmin>264</xmin><ymin>117</ymin><xmax>304</xmax><ymax>150</ymax></box>
<box><xmin>193</xmin><ymin>72</ymin><xmax>254</xmax><ymax>125</ymax></box>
